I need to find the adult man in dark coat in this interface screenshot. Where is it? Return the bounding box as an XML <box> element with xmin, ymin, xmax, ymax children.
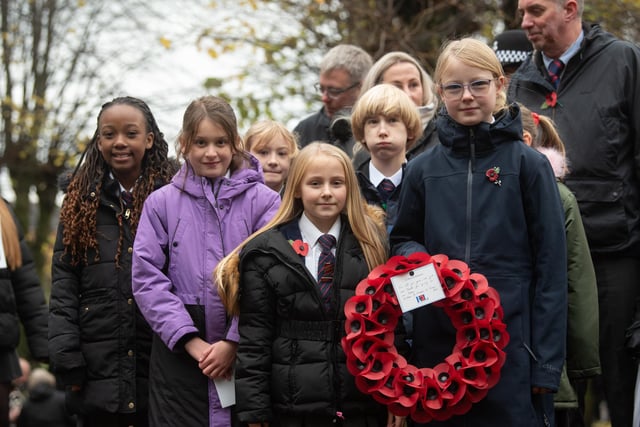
<box><xmin>508</xmin><ymin>1</ymin><xmax>640</xmax><ymax>425</ymax></box>
<box><xmin>293</xmin><ymin>44</ymin><xmax>372</xmax><ymax>157</ymax></box>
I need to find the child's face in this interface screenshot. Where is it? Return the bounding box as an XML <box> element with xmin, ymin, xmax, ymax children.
<box><xmin>363</xmin><ymin>115</ymin><xmax>408</xmax><ymax>163</ymax></box>
<box><xmin>249</xmin><ymin>138</ymin><xmax>292</xmax><ymax>192</ymax></box>
<box><xmin>97</xmin><ymin>104</ymin><xmax>153</xmax><ymax>189</ymax></box>
<box><xmin>381</xmin><ymin>62</ymin><xmax>424</xmax><ymax>107</ymax></box>
<box><xmin>185</xmin><ymin>118</ymin><xmax>233</xmax><ymax>179</ymax></box>
<box><xmin>438</xmin><ymin>57</ymin><xmax>503</xmax><ymax>126</ymax></box>
<box><xmin>295</xmin><ymin>154</ymin><xmax>347</xmax><ymax>233</ymax></box>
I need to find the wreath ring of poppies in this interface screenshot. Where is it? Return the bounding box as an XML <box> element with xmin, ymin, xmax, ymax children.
<box><xmin>341</xmin><ymin>252</ymin><xmax>509</xmax><ymax>423</ymax></box>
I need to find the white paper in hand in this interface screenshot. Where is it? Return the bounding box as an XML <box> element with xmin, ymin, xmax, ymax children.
<box><xmin>214</xmin><ymin>371</ymin><xmax>236</xmax><ymax>408</ymax></box>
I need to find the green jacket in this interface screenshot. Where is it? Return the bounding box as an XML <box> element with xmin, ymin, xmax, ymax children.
<box><xmin>554</xmin><ymin>181</ymin><xmax>601</xmax><ymax>407</ymax></box>
<box><xmin>535</xmin><ymin>147</ymin><xmax>600</xmax><ymax>407</ymax></box>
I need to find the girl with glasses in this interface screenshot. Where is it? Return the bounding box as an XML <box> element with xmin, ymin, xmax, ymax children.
<box><xmin>390</xmin><ymin>38</ymin><xmax>568</xmax><ymax>426</ymax></box>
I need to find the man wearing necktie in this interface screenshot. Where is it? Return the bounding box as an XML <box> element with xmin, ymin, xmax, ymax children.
<box><xmin>547</xmin><ymin>58</ymin><xmax>564</xmax><ymax>89</ymax></box>
<box><xmin>508</xmin><ymin>1</ymin><xmax>640</xmax><ymax>425</ymax></box>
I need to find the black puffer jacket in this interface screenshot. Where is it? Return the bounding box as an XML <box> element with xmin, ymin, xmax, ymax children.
<box><xmin>235</xmin><ymin>218</ymin><xmax>391</xmax><ymax>424</ymax></box>
<box><xmin>0</xmin><ymin>200</ymin><xmax>48</xmax><ymax>382</ymax></box>
<box><xmin>48</xmin><ymin>175</ymin><xmax>152</xmax><ymax>415</ymax></box>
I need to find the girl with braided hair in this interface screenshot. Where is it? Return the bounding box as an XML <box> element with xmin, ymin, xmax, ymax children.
<box><xmin>49</xmin><ymin>96</ymin><xmax>177</xmax><ymax>427</ymax></box>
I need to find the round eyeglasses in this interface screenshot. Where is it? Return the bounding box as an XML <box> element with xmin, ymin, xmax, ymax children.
<box><xmin>439</xmin><ymin>79</ymin><xmax>496</xmax><ymax>100</ymax></box>
<box><xmin>314</xmin><ymin>81</ymin><xmax>360</xmax><ymax>99</ymax></box>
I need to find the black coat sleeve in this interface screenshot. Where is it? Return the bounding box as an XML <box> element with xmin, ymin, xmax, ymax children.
<box><xmin>8</xmin><ymin>203</ymin><xmax>48</xmax><ymax>361</ymax></box>
<box><xmin>235</xmin><ymin>250</ymin><xmax>277</xmax><ymax>423</ymax></box>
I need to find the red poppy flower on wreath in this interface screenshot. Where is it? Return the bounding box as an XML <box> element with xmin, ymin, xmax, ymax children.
<box><xmin>288</xmin><ymin>239</ymin><xmax>308</xmax><ymax>256</ymax></box>
<box><xmin>341</xmin><ymin>252</ymin><xmax>509</xmax><ymax>423</ymax></box>
<box><xmin>541</xmin><ymin>91</ymin><xmax>558</xmax><ymax>109</ymax></box>
<box><xmin>485</xmin><ymin>167</ymin><xmax>501</xmax><ymax>186</ymax></box>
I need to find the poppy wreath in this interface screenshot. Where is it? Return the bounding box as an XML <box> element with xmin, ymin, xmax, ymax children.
<box><xmin>341</xmin><ymin>252</ymin><xmax>509</xmax><ymax>423</ymax></box>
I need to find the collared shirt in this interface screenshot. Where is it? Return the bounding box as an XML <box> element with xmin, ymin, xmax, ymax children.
<box><xmin>109</xmin><ymin>172</ymin><xmax>135</xmax><ymax>195</ymax></box>
<box><xmin>542</xmin><ymin>30</ymin><xmax>584</xmax><ymax>68</ymax></box>
<box><xmin>368</xmin><ymin>162</ymin><xmax>403</xmax><ymax>188</ymax></box>
<box><xmin>299</xmin><ymin>213</ymin><xmax>341</xmax><ymax>281</ymax></box>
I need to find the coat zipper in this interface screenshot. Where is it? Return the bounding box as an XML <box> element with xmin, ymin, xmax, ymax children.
<box><xmin>212</xmin><ymin>179</ymin><xmax>226</xmax><ymax>257</ymax></box>
<box><xmin>465</xmin><ymin>129</ymin><xmax>476</xmax><ymax>264</ymax></box>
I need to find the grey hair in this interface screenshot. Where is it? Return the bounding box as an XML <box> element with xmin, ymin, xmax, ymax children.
<box><xmin>319</xmin><ymin>44</ymin><xmax>373</xmax><ymax>84</ymax></box>
<box><xmin>558</xmin><ymin>0</ymin><xmax>583</xmax><ymax>17</ymax></box>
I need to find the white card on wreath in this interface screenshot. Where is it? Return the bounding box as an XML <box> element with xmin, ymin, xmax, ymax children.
<box><xmin>390</xmin><ymin>262</ymin><xmax>445</xmax><ymax>313</ymax></box>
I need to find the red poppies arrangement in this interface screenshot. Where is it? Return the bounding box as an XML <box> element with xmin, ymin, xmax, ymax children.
<box><xmin>341</xmin><ymin>252</ymin><xmax>509</xmax><ymax>423</ymax></box>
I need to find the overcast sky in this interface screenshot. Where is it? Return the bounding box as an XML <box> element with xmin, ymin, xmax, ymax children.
<box><xmin>115</xmin><ymin>1</ymin><xmax>312</xmax><ymax>151</ymax></box>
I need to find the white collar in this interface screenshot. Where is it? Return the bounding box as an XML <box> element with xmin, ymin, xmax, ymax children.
<box><xmin>369</xmin><ymin>162</ymin><xmax>403</xmax><ymax>187</ymax></box>
<box><xmin>109</xmin><ymin>172</ymin><xmax>135</xmax><ymax>194</ymax></box>
<box><xmin>299</xmin><ymin>213</ymin><xmax>341</xmax><ymax>247</ymax></box>
<box><xmin>542</xmin><ymin>30</ymin><xmax>584</xmax><ymax>68</ymax></box>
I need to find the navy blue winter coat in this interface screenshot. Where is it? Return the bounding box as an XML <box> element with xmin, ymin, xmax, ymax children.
<box><xmin>390</xmin><ymin>104</ymin><xmax>568</xmax><ymax>426</ymax></box>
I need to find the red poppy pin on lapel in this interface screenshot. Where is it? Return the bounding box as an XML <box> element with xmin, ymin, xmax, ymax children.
<box><xmin>289</xmin><ymin>239</ymin><xmax>309</xmax><ymax>256</ymax></box>
<box><xmin>541</xmin><ymin>91</ymin><xmax>558</xmax><ymax>109</ymax></box>
<box><xmin>485</xmin><ymin>167</ymin><xmax>501</xmax><ymax>186</ymax></box>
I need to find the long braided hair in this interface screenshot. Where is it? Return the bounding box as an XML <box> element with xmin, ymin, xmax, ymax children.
<box><xmin>59</xmin><ymin>96</ymin><xmax>177</xmax><ymax>266</ymax></box>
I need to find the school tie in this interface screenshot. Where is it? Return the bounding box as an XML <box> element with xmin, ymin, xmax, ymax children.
<box><xmin>121</xmin><ymin>190</ymin><xmax>133</xmax><ymax>207</ymax></box>
<box><xmin>317</xmin><ymin>234</ymin><xmax>336</xmax><ymax>312</ymax></box>
<box><xmin>377</xmin><ymin>178</ymin><xmax>396</xmax><ymax>202</ymax></box>
<box><xmin>547</xmin><ymin>59</ymin><xmax>564</xmax><ymax>89</ymax></box>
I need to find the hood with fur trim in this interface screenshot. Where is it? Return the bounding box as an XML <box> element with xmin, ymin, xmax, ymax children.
<box><xmin>537</xmin><ymin>147</ymin><xmax>567</xmax><ymax>180</ymax></box>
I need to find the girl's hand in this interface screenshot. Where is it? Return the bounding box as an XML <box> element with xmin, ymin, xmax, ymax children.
<box><xmin>184</xmin><ymin>336</ymin><xmax>210</xmax><ymax>362</ymax></box>
<box><xmin>387</xmin><ymin>411</ymin><xmax>406</xmax><ymax>427</ymax></box>
<box><xmin>198</xmin><ymin>340</ymin><xmax>238</xmax><ymax>380</ymax></box>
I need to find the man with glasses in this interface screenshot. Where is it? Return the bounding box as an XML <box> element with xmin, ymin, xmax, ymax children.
<box><xmin>293</xmin><ymin>44</ymin><xmax>372</xmax><ymax>156</ymax></box>
<box><xmin>508</xmin><ymin>1</ymin><xmax>640</xmax><ymax>426</ymax></box>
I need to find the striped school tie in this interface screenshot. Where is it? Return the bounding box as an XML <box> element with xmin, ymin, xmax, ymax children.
<box><xmin>317</xmin><ymin>234</ymin><xmax>336</xmax><ymax>311</ymax></box>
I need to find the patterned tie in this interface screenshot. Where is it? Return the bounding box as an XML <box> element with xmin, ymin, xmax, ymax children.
<box><xmin>317</xmin><ymin>234</ymin><xmax>336</xmax><ymax>312</ymax></box>
<box><xmin>121</xmin><ymin>190</ymin><xmax>133</xmax><ymax>207</ymax></box>
<box><xmin>377</xmin><ymin>178</ymin><xmax>396</xmax><ymax>202</ymax></box>
<box><xmin>547</xmin><ymin>59</ymin><xmax>564</xmax><ymax>89</ymax></box>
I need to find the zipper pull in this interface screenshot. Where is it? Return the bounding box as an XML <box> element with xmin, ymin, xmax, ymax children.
<box><xmin>124</xmin><ymin>208</ymin><xmax>131</xmax><ymax>220</ymax></box>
